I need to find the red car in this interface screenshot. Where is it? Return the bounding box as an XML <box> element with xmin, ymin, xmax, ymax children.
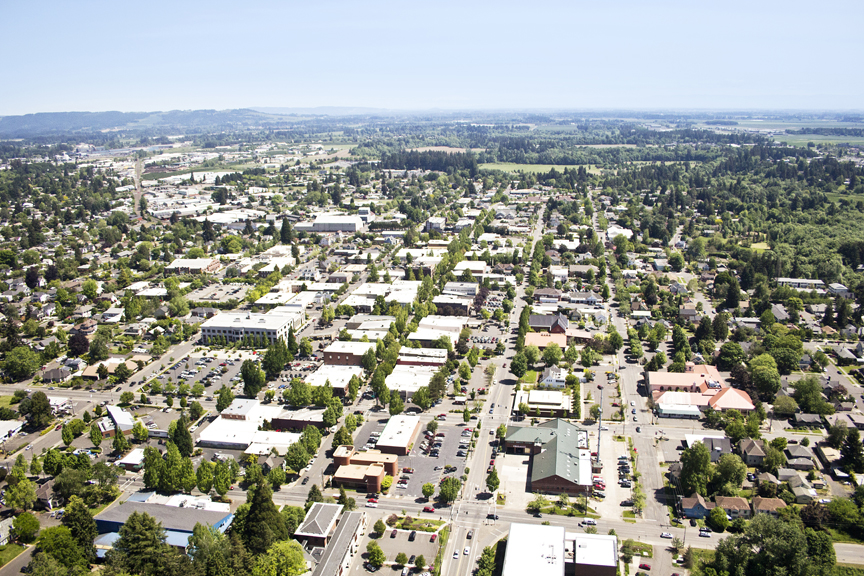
<box><xmin>367</xmin><ymin>498</ymin><xmax>378</xmax><ymax>503</ymax></box>
<box><xmin>639</xmin><ymin>564</ymin><xmax>651</xmax><ymax>570</ymax></box>
<box><xmin>219</xmin><ymin>362</ymin><xmax>227</xmax><ymax>366</ymax></box>
<box><xmin>423</xmin><ymin>506</ymin><xmax>436</xmax><ymax>513</ymax></box>
<box><xmin>430</xmin><ymin>534</ymin><xmax>437</xmax><ymax>543</ymax></box>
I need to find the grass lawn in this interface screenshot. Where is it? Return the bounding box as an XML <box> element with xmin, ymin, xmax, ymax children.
<box><xmin>432</xmin><ymin>526</ymin><xmax>449</xmax><ymax>576</ymax></box>
<box><xmin>750</xmin><ymin>242</ymin><xmax>771</xmax><ymax>252</ymax></box>
<box><xmin>623</xmin><ymin>510</ymin><xmax>636</xmax><ymax>518</ymax></box>
<box><xmin>0</xmin><ymin>544</ymin><xmax>25</xmax><ymax>567</ymax></box>
<box><xmin>496</xmin><ymin>493</ymin><xmax>506</xmax><ymax>505</ymax></box>
<box><xmin>398</xmin><ymin>517</ymin><xmax>446</xmax><ymax>533</ymax></box>
<box><xmin>0</xmin><ymin>396</ymin><xmax>13</xmax><ymax>409</ymax></box>
<box><xmin>623</xmin><ymin>540</ymin><xmax>653</xmax><ymax>558</ymax></box>
<box><xmin>523</xmin><ymin>370</ymin><xmax>538</xmax><ymax>384</ymax></box>
<box><xmin>825</xmin><ymin>527</ymin><xmax>864</xmax><ymax>545</ymax></box>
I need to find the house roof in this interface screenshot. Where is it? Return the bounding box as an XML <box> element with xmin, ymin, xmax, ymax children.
<box><xmin>786</xmin><ymin>445</ymin><xmax>814</xmax><ymax>459</ymax></box>
<box><xmin>752</xmin><ymin>497</ymin><xmax>787</xmax><ymax>512</ymax></box>
<box><xmin>95</xmin><ymin>501</ymin><xmax>231</xmax><ymax>533</ymax></box>
<box><xmin>715</xmin><ymin>496</ymin><xmax>749</xmax><ymax>511</ymax></box>
<box><xmin>295</xmin><ymin>503</ymin><xmax>343</xmax><ymax>539</ymax></box>
<box><xmin>681</xmin><ymin>492</ymin><xmax>713</xmax><ymax>510</ymax></box>
<box><xmin>739</xmin><ymin>438</ymin><xmax>765</xmax><ymax>458</ymax></box>
<box><xmin>523</xmin><ymin>332</ymin><xmax>567</xmax><ymax>349</ymax></box>
<box><xmin>708</xmin><ymin>387</ymin><xmax>755</xmax><ymax>412</ymax></box>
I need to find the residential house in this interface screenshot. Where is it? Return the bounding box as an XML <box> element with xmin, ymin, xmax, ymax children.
<box><xmin>680</xmin><ymin>493</ymin><xmax>714</xmax><ymax>519</ymax></box>
<box><xmin>679</xmin><ymin>305</ymin><xmax>699</xmax><ymax>322</ymax></box>
<box><xmin>714</xmin><ymin>496</ymin><xmax>751</xmax><ymax>519</ymax></box>
<box><xmin>739</xmin><ymin>439</ymin><xmax>766</xmax><ymax>466</ymax></box>
<box><xmin>539</xmin><ymin>366</ymin><xmax>568</xmax><ymax>388</ymax></box>
<box><xmin>668</xmin><ymin>282</ymin><xmax>689</xmax><ymax>296</ymax></box>
<box><xmin>793</xmin><ymin>413</ymin><xmax>823</xmax><ymax>429</ymax></box>
<box><xmin>751</xmin><ymin>497</ymin><xmax>787</xmax><ymax>518</ymax></box>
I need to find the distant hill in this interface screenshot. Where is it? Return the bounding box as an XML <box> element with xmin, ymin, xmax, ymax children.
<box><xmin>0</xmin><ymin>108</ymin><xmax>302</xmax><ymax>137</ymax></box>
<box><xmin>251</xmin><ymin>106</ymin><xmax>398</xmax><ymax>116</ymax></box>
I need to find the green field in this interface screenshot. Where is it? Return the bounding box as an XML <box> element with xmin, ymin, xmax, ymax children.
<box><xmin>0</xmin><ymin>544</ymin><xmax>25</xmax><ymax>568</ymax></box>
<box><xmin>479</xmin><ymin>162</ymin><xmax>601</xmax><ymax>174</ymax></box>
<box><xmin>750</xmin><ymin>242</ymin><xmax>770</xmax><ymax>252</ymax></box>
<box><xmin>0</xmin><ymin>396</ymin><xmax>13</xmax><ymax>409</ymax></box>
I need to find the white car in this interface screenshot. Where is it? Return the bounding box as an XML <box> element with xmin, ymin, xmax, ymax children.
<box><xmin>453</xmin><ymin>551</ymin><xmax>459</xmax><ymax>559</ymax></box>
<box><xmin>660</xmin><ymin>532</ymin><xmax>672</xmax><ymax>539</ymax></box>
<box><xmin>630</xmin><ymin>401</ymin><xmax>635</xmax><ymax>407</ymax></box>
<box><xmin>365</xmin><ymin>502</ymin><xmax>378</xmax><ymax>508</ymax></box>
<box><xmin>464</xmin><ymin>547</ymin><xmax>470</xmax><ymax>555</ymax></box>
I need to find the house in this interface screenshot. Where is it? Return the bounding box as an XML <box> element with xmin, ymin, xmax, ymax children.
<box><xmin>539</xmin><ymin>366</ymin><xmax>568</xmax><ymax>388</ymax></box>
<box><xmin>533</xmin><ymin>288</ymin><xmax>562</xmax><ymax>303</ymax></box>
<box><xmin>739</xmin><ymin>439</ymin><xmax>766</xmax><ymax>466</ymax></box>
<box><xmin>793</xmin><ymin>413</ymin><xmax>823</xmax><ymax>429</ymax></box>
<box><xmin>680</xmin><ymin>493</ymin><xmax>714</xmax><ymax>519</ymax></box>
<box><xmin>679</xmin><ymin>305</ymin><xmax>699</xmax><ymax>322</ymax></box>
<box><xmin>751</xmin><ymin>497</ymin><xmax>787</xmax><ymax>517</ymax></box>
<box><xmin>715</xmin><ymin>496</ymin><xmax>751</xmax><ymax>519</ymax></box>
<box><xmin>799</xmin><ymin>354</ymin><xmax>812</xmax><ymax>371</ymax></box>
<box><xmin>653</xmin><ymin>259</ymin><xmax>669</xmax><ymax>271</ymax></box>
<box><xmin>771</xmin><ymin>303</ymin><xmax>790</xmax><ymax>322</ymax></box>
<box><xmin>528</xmin><ymin>313</ymin><xmax>569</xmax><ymax>333</ymax></box>
<box><xmin>791</xmin><ymin>484</ymin><xmax>816</xmax><ymax>504</ymax></box>
<box><xmin>72</xmin><ymin>318</ymin><xmax>98</xmax><ymax>336</ymax></box>
<box><xmin>777</xmin><ymin>468</ymin><xmax>799</xmax><ymax>483</ymax></box>
<box><xmin>669</xmin><ymin>282</ymin><xmax>689</xmax><ymax>295</ymax></box>
<box><xmin>42</xmin><ymin>367</ymin><xmax>72</xmax><ymax>383</ymax></box>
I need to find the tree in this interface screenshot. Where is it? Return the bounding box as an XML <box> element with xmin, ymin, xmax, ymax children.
<box><xmin>285</xmin><ymin>442</ymin><xmax>310</xmax><ymax>473</ymax></box>
<box><xmin>527</xmin><ymin>492</ymin><xmax>549</xmax><ymax>513</ymax></box>
<box><xmin>115</xmin><ymin>363</ymin><xmax>133</xmax><ymax>384</ymax></box>
<box><xmin>214</xmin><ymin>460</ymin><xmax>231</xmax><ymax>498</ymax></box>
<box><xmin>107</xmin><ymin>511</ymin><xmax>183</xmax><ymax>576</ymax></box>
<box><xmin>332</xmin><ymin>426</ymin><xmax>353</xmax><ymax>447</ymax></box>
<box><xmin>608</xmin><ymin>330</ymin><xmax>624</xmax><ymax>352</ymax></box>
<box><xmin>680</xmin><ymin>441</ymin><xmax>712</xmax><ymax>496</ymax></box>
<box><xmin>36</xmin><ymin>526</ymin><xmax>88</xmax><ymax>571</ymax></box>
<box><xmin>252</xmin><ymin>540</ymin><xmax>306</xmax><ymax>576</ymax></box>
<box><xmin>524</xmin><ymin>345</ymin><xmax>540</xmax><ymax>365</ymax></box>
<box><xmin>485</xmin><ymin>468</ymin><xmax>500</xmax><ymax>493</ymax></box>
<box><xmin>13</xmin><ymin>511</ymin><xmax>40</xmax><ymax>543</ymax></box>
<box><xmin>842</xmin><ymin>428</ymin><xmax>864</xmax><ymax>473</ymax></box>
<box><xmin>708</xmin><ymin>506</ymin><xmax>729</xmax><ymax>532</ymax></box>
<box><xmin>589</xmin><ymin>404</ymin><xmax>602</xmax><ymax>421</ymax></box>
<box><xmin>68</xmin><ymin>332</ymin><xmax>89</xmax><ymax>357</ymax></box>
<box><xmin>716</xmin><ymin>342</ymin><xmax>745</xmax><ymax>371</ymax></box>
<box><xmin>171</xmin><ymin>417</ymin><xmax>194</xmax><ymax>458</ymax></box>
<box><xmin>388</xmin><ymin>393</ymin><xmax>405</xmax><ymax>416</ymax></box>
<box><xmin>112</xmin><ymin>426</ymin><xmax>130</xmax><ymax>454</ymax></box>
<box><xmin>422</xmin><ymin>483</ymin><xmax>435</xmax><ymax>500</ymax></box>
<box><xmin>62</xmin><ymin>496</ymin><xmax>96</xmax><ymax>559</ymax></box>
<box><xmin>366</xmin><ymin>541</ymin><xmax>386</xmax><ymax>568</ymax></box>
<box><xmin>241</xmin><ymin>360</ymin><xmax>266</xmax><ymax>398</ymax></box>
<box><xmin>773</xmin><ymin>396</ymin><xmax>798</xmax><ymax>418</ymax></box>
<box><xmin>510</xmin><ymin>352</ymin><xmax>527</xmax><ymax>377</ymax></box>
<box><xmin>713</xmin><ymin>312</ymin><xmax>729</xmax><ymax>341</ymax></box>
<box><xmin>132</xmin><ymin>421</ymin><xmax>149</xmax><ymax>443</ymax></box>
<box><xmin>542</xmin><ymin>343</ymin><xmax>563</xmax><ymax>366</ymax></box>
<box><xmin>361</xmin><ymin>348</ymin><xmax>377</xmax><ymax>372</ymax></box>
<box><xmin>89</xmin><ymin>424</ymin><xmax>103</xmax><ymax>449</ymax></box>
<box><xmin>216</xmin><ymin>385</ymin><xmax>235</xmax><ymax>412</ymax></box>
<box><xmin>415</xmin><ymin>554</ymin><xmax>426</xmax><ymax>571</ymax></box>
<box><xmin>438</xmin><ymin>476</ymin><xmax>462</xmax><ymax>504</ymax></box>
<box><xmin>828</xmin><ymin>421</ymin><xmax>849</xmax><ymax>449</ymax></box>
<box><xmin>496</xmin><ymin>424</ymin><xmax>507</xmax><ymax>440</ymax></box>
<box><xmin>197</xmin><ymin>461</ymin><xmax>214</xmax><ymax>494</ymax></box>
<box><xmin>715</xmin><ymin>454</ymin><xmax>746</xmax><ymax>489</ymax></box>
<box><xmin>4</xmin><ymin>346</ymin><xmax>40</xmax><ymax>381</ymax></box>
<box><xmin>242</xmin><ymin>480</ymin><xmax>288</xmax><ymax>555</ymax></box>
<box><xmin>710</xmin><ymin>514</ymin><xmax>819</xmax><ymax>576</ymax></box>
<box><xmin>750</xmin><ymin>354</ymin><xmax>781</xmax><ymax>400</ymax></box>
<box><xmin>763</xmin><ymin>446</ymin><xmax>786</xmax><ymax>474</ymax></box>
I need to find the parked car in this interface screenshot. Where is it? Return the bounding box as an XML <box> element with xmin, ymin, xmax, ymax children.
<box><xmin>391</xmin><ymin>530</ymin><xmax>397</xmax><ymax>538</ymax></box>
<box><xmin>423</xmin><ymin>506</ymin><xmax>436</xmax><ymax>513</ymax></box>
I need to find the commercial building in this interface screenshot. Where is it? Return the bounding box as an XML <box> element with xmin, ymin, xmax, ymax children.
<box><xmin>385</xmin><ymin>365</ymin><xmax>437</xmax><ymax>401</ymax></box>
<box><xmin>197</xmin><ymin>399</ymin><xmax>300</xmax><ymax>451</ymax></box>
<box><xmin>375</xmin><ymin>415</ymin><xmax>421</xmax><ymax>455</ymax></box>
<box><xmin>116</xmin><ymin>448</ymin><xmax>146</xmax><ymax>472</ymax></box>
<box><xmin>332</xmin><ymin>447</ymin><xmax>398</xmax><ymax>492</ymax></box>
<box><xmin>165</xmin><ymin>258</ymin><xmax>221</xmax><ymax>274</ymax></box>
<box><xmin>512</xmin><ymin>390</ymin><xmax>573</xmax><ymax>418</ymax></box>
<box><xmin>98</xmin><ymin>405</ymin><xmax>135</xmax><ymax>437</ymax></box>
<box><xmin>396</xmin><ymin>347</ymin><xmax>448</xmax><ymax>367</ymax></box>
<box><xmin>271</xmin><ymin>407</ymin><xmax>327</xmax><ymax>431</ymax></box>
<box><xmin>502</xmin><ymin>523</ymin><xmax>618</xmax><ymax>576</ymax></box>
<box><xmin>504</xmin><ymin>419</ymin><xmax>592</xmax><ymax>495</ymax></box>
<box><xmin>305</xmin><ymin>365</ymin><xmax>364</xmax><ymax>397</ymax></box>
<box><xmin>777</xmin><ymin>278</ymin><xmax>826</xmax><ymax>291</ymax></box>
<box><xmin>322</xmin><ymin>341</ymin><xmax>375</xmax><ymax>366</ymax></box>
<box><xmin>524</xmin><ymin>332</ymin><xmax>567</xmax><ymax>350</ymax></box>
<box><xmin>297</xmin><ymin>213</ymin><xmax>365</xmax><ymax>233</ymax></box>
<box><xmin>200</xmin><ymin>312</ymin><xmax>302</xmax><ymax>345</ymax></box>
<box><xmin>646</xmin><ymin>364</ymin><xmax>723</xmax><ymax>393</ymax></box>
<box><xmin>95</xmin><ymin>501</ymin><xmax>233</xmax><ymax>554</ymax></box>
<box><xmin>310</xmin><ymin>511</ymin><xmax>367</xmax><ymax>576</ymax></box>
<box><xmin>295</xmin><ymin>503</ymin><xmax>343</xmax><ymax>548</ymax></box>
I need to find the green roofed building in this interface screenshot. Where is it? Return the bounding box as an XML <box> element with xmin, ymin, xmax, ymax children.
<box><xmin>503</xmin><ymin>419</ymin><xmax>593</xmax><ymax>494</ymax></box>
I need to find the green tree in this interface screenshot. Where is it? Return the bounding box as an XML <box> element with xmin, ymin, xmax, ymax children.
<box><xmin>388</xmin><ymin>394</ymin><xmax>405</xmax><ymax>416</ymax></box>
<box><xmin>132</xmin><ymin>421</ymin><xmax>149</xmax><ymax>443</ymax></box>
<box><xmin>112</xmin><ymin>426</ymin><xmax>130</xmax><ymax>454</ymax></box>
<box><xmin>62</xmin><ymin>425</ymin><xmax>74</xmax><ymax>446</ymax></box>
<box><xmin>485</xmin><ymin>468</ymin><xmax>500</xmax><ymax>493</ymax></box>
<box><xmin>828</xmin><ymin>421</ymin><xmax>849</xmax><ymax>449</ymax></box>
<box><xmin>36</xmin><ymin>526</ymin><xmax>87</xmax><ymax>570</ymax></box>
<box><xmin>89</xmin><ymin>424</ymin><xmax>103</xmax><ymax>449</ymax></box>
<box><xmin>62</xmin><ymin>496</ymin><xmax>96</xmax><ymax>559</ymax></box>
<box><xmin>241</xmin><ymin>480</ymin><xmax>289</xmax><ymax>555</ymax></box>
<box><xmin>589</xmin><ymin>404</ymin><xmax>602</xmax><ymax>421</ymax></box>
<box><xmin>422</xmin><ymin>483</ymin><xmax>435</xmax><ymax>500</ymax></box>
<box><xmin>395</xmin><ymin>552</ymin><xmax>409</xmax><ymax>567</ymax></box>
<box><xmin>106</xmin><ymin>511</ymin><xmax>184</xmax><ymax>576</ymax></box>
<box><xmin>415</xmin><ymin>554</ymin><xmax>426</xmax><ymax>571</ymax></box>
<box><xmin>241</xmin><ymin>360</ymin><xmax>266</xmax><ymax>398</ymax></box>
<box><xmin>542</xmin><ymin>343</ymin><xmax>563</xmax><ymax>366</ymax></box>
<box><xmin>197</xmin><ymin>461</ymin><xmax>214</xmax><ymax>494</ymax></box>
<box><xmin>4</xmin><ymin>346</ymin><xmax>40</xmax><ymax>381</ymax></box>
<box><xmin>680</xmin><ymin>441</ymin><xmax>712</xmax><ymax>496</ymax></box>
<box><xmin>709</xmin><ymin>506</ymin><xmax>729</xmax><ymax>532</ymax></box>
<box><xmin>366</xmin><ymin>541</ymin><xmax>386</xmax><ymax>568</ymax></box>
<box><xmin>252</xmin><ymin>540</ymin><xmax>306</xmax><ymax>576</ymax></box>
<box><xmin>13</xmin><ymin>511</ymin><xmax>40</xmax><ymax>543</ymax></box>
<box><xmin>216</xmin><ymin>384</ymin><xmax>235</xmax><ymax>412</ymax></box>
<box><xmin>750</xmin><ymin>354</ymin><xmax>781</xmax><ymax>400</ymax></box>
<box><xmin>842</xmin><ymin>428</ymin><xmax>864</xmax><ymax>473</ymax></box>
<box><xmin>214</xmin><ymin>460</ymin><xmax>231</xmax><ymax>498</ymax></box>
<box><xmin>524</xmin><ymin>345</ymin><xmax>540</xmax><ymax>365</ymax></box>
<box><xmin>438</xmin><ymin>477</ymin><xmax>462</xmax><ymax>504</ymax></box>
<box><xmin>510</xmin><ymin>352</ymin><xmax>527</xmax><ymax>377</ymax></box>
<box><xmin>714</xmin><ymin>454</ymin><xmax>747</xmax><ymax>489</ymax></box>
<box><xmin>374</xmin><ymin>519</ymin><xmax>387</xmax><ymax>536</ymax></box>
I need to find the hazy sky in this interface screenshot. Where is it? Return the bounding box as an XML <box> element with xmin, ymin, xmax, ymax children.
<box><xmin>2</xmin><ymin>0</ymin><xmax>862</xmax><ymax>115</ymax></box>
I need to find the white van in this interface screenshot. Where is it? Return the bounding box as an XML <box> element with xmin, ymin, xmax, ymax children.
<box><xmin>583</xmin><ymin>518</ymin><xmax>597</xmax><ymax>526</ymax></box>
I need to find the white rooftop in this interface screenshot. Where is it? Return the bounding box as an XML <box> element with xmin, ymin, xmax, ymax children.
<box><xmin>376</xmin><ymin>415</ymin><xmax>420</xmax><ymax>450</ymax></box>
<box><xmin>305</xmin><ymin>365</ymin><xmax>363</xmax><ymax>391</ymax></box>
<box><xmin>502</xmin><ymin>523</ymin><xmax>565</xmax><ymax>576</ymax></box>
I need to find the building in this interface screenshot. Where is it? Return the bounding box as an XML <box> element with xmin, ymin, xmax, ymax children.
<box><xmin>198</xmin><ymin>399</ymin><xmax>301</xmax><ymax>450</ymax></box>
<box><xmin>385</xmin><ymin>365</ymin><xmax>437</xmax><ymax>401</ymax></box>
<box><xmin>512</xmin><ymin>389</ymin><xmax>572</xmax><ymax>417</ymax></box>
<box><xmin>425</xmin><ymin>217</ymin><xmax>445</xmax><ymax>233</ymax></box>
<box><xmin>715</xmin><ymin>496</ymin><xmax>751</xmax><ymax>519</ymax></box>
<box><xmin>95</xmin><ymin>501</ymin><xmax>233</xmax><ymax>553</ymax></box>
<box><xmin>332</xmin><ymin>447</ymin><xmax>398</xmax><ymax>492</ymax></box>
<box><xmin>442</xmin><ymin>282</ymin><xmax>479</xmax><ymax>297</ymax></box>
<box><xmin>295</xmin><ymin>503</ymin><xmax>343</xmax><ymax>548</ymax></box>
<box><xmin>529</xmin><ymin>313</ymin><xmax>569</xmax><ymax>333</ymax></box>
<box><xmin>681</xmin><ymin>493</ymin><xmax>714</xmax><ymax>519</ymax></box>
<box><xmin>165</xmin><ymin>258</ymin><xmax>221</xmax><ymax>274</ymax></box>
<box><xmin>524</xmin><ymin>332</ymin><xmax>567</xmax><ymax>350</ymax></box>
<box><xmin>501</xmin><ymin>523</ymin><xmax>617</xmax><ymax>576</ymax></box>
<box><xmin>375</xmin><ymin>415</ymin><xmax>421</xmax><ymax>455</ymax></box>
<box><xmin>396</xmin><ymin>347</ymin><xmax>447</xmax><ymax>367</ymax></box>
<box><xmin>301</xmin><ymin>213</ymin><xmax>364</xmax><ymax>233</ymax></box>
<box><xmin>200</xmin><ymin>312</ymin><xmax>302</xmax><ymax>345</ymax></box>
<box><xmin>98</xmin><ymin>405</ymin><xmax>135</xmax><ymax>437</ymax></box>
<box><xmin>751</xmin><ymin>497</ymin><xmax>787</xmax><ymax>518</ymax></box>
<box><xmin>647</xmin><ymin>364</ymin><xmax>723</xmax><ymax>393</ymax></box>
<box><xmin>310</xmin><ymin>511</ymin><xmax>367</xmax><ymax>576</ymax></box>
<box><xmin>117</xmin><ymin>448</ymin><xmax>146</xmax><ymax>472</ymax></box>
<box><xmin>539</xmin><ymin>366</ymin><xmax>569</xmax><ymax>388</ymax></box>
<box><xmin>685</xmin><ymin>435</ymin><xmax>732</xmax><ymax>462</ymax></box>
<box><xmin>504</xmin><ymin>419</ymin><xmax>591</xmax><ymax>494</ymax></box>
<box><xmin>777</xmin><ymin>278</ymin><xmax>826</xmax><ymax>291</ymax></box>
<box><xmin>322</xmin><ymin>341</ymin><xmax>376</xmax><ymax>366</ymax></box>
<box><xmin>305</xmin><ymin>365</ymin><xmax>364</xmax><ymax>397</ymax></box>
<box><xmin>739</xmin><ymin>439</ymin><xmax>766</xmax><ymax>466</ymax></box>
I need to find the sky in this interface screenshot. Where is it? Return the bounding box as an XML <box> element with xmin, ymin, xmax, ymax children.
<box><xmin>1</xmin><ymin>0</ymin><xmax>862</xmax><ymax>115</ymax></box>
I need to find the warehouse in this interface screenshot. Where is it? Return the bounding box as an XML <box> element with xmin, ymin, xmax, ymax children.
<box><xmin>375</xmin><ymin>415</ymin><xmax>421</xmax><ymax>455</ymax></box>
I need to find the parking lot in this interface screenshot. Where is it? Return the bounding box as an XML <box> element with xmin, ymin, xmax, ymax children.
<box><xmin>156</xmin><ymin>354</ymin><xmax>244</xmax><ymax>395</ymax></box>
<box><xmin>186</xmin><ymin>283</ymin><xmax>251</xmax><ymax>303</ymax></box>
<box><xmin>355</xmin><ymin>515</ymin><xmax>440</xmax><ymax>571</ymax></box>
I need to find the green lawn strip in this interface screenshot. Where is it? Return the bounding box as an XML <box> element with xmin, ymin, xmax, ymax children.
<box><xmin>825</xmin><ymin>527</ymin><xmax>864</xmax><ymax>545</ymax></box>
<box><xmin>0</xmin><ymin>544</ymin><xmax>25</xmax><ymax>567</ymax></box>
<box><xmin>432</xmin><ymin>526</ymin><xmax>450</xmax><ymax>576</ymax></box>
<box><xmin>0</xmin><ymin>396</ymin><xmax>13</xmax><ymax>409</ymax></box>
<box><xmin>523</xmin><ymin>370</ymin><xmax>538</xmax><ymax>384</ymax></box>
<box><xmin>398</xmin><ymin>517</ymin><xmax>445</xmax><ymax>533</ymax></box>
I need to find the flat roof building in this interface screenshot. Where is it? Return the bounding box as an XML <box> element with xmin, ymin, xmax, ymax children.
<box><xmin>305</xmin><ymin>365</ymin><xmax>364</xmax><ymax>397</ymax></box>
<box><xmin>165</xmin><ymin>258</ymin><xmax>221</xmax><ymax>274</ymax></box>
<box><xmin>310</xmin><ymin>511</ymin><xmax>367</xmax><ymax>576</ymax></box>
<box><xmin>375</xmin><ymin>415</ymin><xmax>421</xmax><ymax>455</ymax></box>
<box><xmin>396</xmin><ymin>347</ymin><xmax>448</xmax><ymax>367</ymax></box>
<box><xmin>323</xmin><ymin>341</ymin><xmax>375</xmax><ymax>366</ymax></box>
<box><xmin>502</xmin><ymin>523</ymin><xmax>565</xmax><ymax>576</ymax></box>
<box><xmin>385</xmin><ymin>365</ymin><xmax>437</xmax><ymax>401</ymax></box>
<box><xmin>201</xmin><ymin>312</ymin><xmax>302</xmax><ymax>346</ymax></box>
